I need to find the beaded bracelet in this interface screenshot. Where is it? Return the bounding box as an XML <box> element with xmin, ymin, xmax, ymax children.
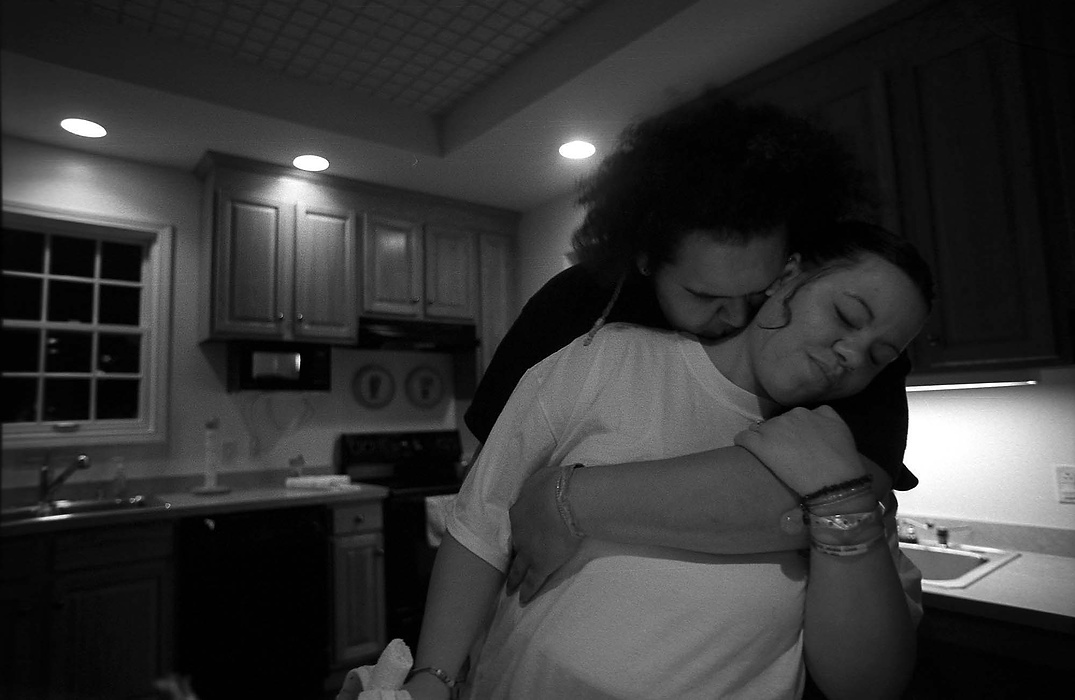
<box><xmin>407</xmin><ymin>666</ymin><xmax>457</xmax><ymax>689</ymax></box>
<box><xmin>555</xmin><ymin>463</ymin><xmax>586</xmax><ymax>538</ymax></box>
<box><xmin>805</xmin><ymin>505</ymin><xmax>882</xmax><ymax>532</ymax></box>
<box><xmin>811</xmin><ymin>531</ymin><xmax>885</xmax><ymax>557</ymax></box>
<box><xmin>802</xmin><ymin>474</ymin><xmax>873</xmax><ymax>504</ymax></box>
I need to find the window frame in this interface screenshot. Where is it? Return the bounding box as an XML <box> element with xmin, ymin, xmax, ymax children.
<box><xmin>2</xmin><ymin>203</ymin><xmax>173</xmax><ymax>448</ymax></box>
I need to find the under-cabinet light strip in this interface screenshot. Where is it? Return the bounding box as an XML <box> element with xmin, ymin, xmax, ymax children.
<box><xmin>905</xmin><ymin>380</ymin><xmax>1038</xmax><ymax>393</ymax></box>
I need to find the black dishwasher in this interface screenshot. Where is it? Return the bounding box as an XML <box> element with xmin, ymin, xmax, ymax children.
<box><xmin>176</xmin><ymin>506</ymin><xmax>330</xmax><ymax>700</ymax></box>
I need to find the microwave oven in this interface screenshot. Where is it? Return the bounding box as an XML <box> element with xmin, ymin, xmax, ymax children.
<box><xmin>226</xmin><ymin>341</ymin><xmax>331</xmax><ymax>392</ymax></box>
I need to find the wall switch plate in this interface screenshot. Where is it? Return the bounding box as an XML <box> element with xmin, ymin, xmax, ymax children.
<box><xmin>1056</xmin><ymin>465</ymin><xmax>1075</xmax><ymax>504</ymax></box>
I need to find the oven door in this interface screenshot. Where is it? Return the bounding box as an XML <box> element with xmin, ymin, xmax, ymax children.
<box><xmin>382</xmin><ymin>483</ymin><xmax>459</xmax><ymax>650</ymax></box>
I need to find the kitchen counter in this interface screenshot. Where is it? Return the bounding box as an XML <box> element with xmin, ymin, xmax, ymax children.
<box><xmin>0</xmin><ymin>483</ymin><xmax>389</xmax><ymax>536</ymax></box>
<box><xmin>919</xmin><ymin>548</ymin><xmax>1075</xmax><ymax>635</ymax></box>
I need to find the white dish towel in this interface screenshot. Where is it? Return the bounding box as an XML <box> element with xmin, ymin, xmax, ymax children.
<box><xmin>424</xmin><ymin>494</ymin><xmax>457</xmax><ymax>548</ymax></box>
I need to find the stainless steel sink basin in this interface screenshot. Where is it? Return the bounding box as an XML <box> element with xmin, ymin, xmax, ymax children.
<box><xmin>899</xmin><ymin>542</ymin><xmax>1019</xmax><ymax>589</ymax></box>
<box><xmin>1</xmin><ymin>495</ymin><xmax>171</xmax><ymax>524</ymax></box>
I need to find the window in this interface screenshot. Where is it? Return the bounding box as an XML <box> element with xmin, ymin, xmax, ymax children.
<box><xmin>2</xmin><ymin>205</ymin><xmax>173</xmax><ymax>448</ymax></box>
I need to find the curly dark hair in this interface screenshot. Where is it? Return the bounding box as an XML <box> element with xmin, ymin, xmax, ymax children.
<box><xmin>571</xmin><ymin>91</ymin><xmax>874</xmax><ymax>283</ymax></box>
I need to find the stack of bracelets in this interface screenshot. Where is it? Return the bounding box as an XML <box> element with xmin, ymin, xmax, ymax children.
<box><xmin>801</xmin><ymin>475</ymin><xmax>885</xmax><ymax>557</ymax></box>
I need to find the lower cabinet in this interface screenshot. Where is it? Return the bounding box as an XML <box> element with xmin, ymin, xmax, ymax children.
<box><xmin>0</xmin><ymin>523</ymin><xmax>174</xmax><ymax>700</ymax></box>
<box><xmin>328</xmin><ymin>501</ymin><xmax>387</xmax><ymax>688</ymax></box>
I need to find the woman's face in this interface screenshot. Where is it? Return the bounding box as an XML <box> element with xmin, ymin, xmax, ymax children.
<box><xmin>650</xmin><ymin>228</ymin><xmax>790</xmax><ymax>340</ymax></box>
<box><xmin>745</xmin><ymin>254</ymin><xmax>929</xmax><ymax>406</ymax></box>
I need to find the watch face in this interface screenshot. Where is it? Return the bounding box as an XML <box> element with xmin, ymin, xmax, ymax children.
<box><xmin>353</xmin><ymin>364</ymin><xmax>395</xmax><ymax>409</ymax></box>
<box><xmin>405</xmin><ymin>366</ymin><xmax>444</xmax><ymax>408</ymax></box>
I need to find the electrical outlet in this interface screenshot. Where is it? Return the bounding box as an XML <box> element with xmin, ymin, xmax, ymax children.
<box><xmin>1056</xmin><ymin>465</ymin><xmax>1075</xmax><ymax>504</ymax></box>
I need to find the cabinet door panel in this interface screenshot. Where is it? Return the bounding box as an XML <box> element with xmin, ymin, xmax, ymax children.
<box><xmin>333</xmin><ymin>532</ymin><xmax>385</xmax><ymax>666</ymax></box>
<box><xmin>425</xmin><ymin>226</ymin><xmax>477</xmax><ymax>320</ymax></box>
<box><xmin>214</xmin><ymin>192</ymin><xmax>293</xmax><ymax>337</ymax></box>
<box><xmin>894</xmin><ymin>32</ymin><xmax>1056</xmax><ymax>370</ymax></box>
<box><xmin>363</xmin><ymin>216</ymin><xmax>422</xmax><ymax>317</ymax></box>
<box><xmin>1</xmin><ymin>580</ymin><xmax>48</xmax><ymax>700</ymax></box>
<box><xmin>51</xmin><ymin>562</ymin><xmax>172</xmax><ymax>700</ymax></box>
<box><xmin>478</xmin><ymin>233</ymin><xmax>515</xmax><ymax>371</ymax></box>
<box><xmin>295</xmin><ymin>203</ymin><xmax>357</xmax><ymax>341</ymax></box>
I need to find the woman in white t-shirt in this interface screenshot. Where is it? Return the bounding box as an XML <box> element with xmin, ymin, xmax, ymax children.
<box><xmin>405</xmin><ymin>222</ymin><xmax>933</xmax><ymax>700</ymax></box>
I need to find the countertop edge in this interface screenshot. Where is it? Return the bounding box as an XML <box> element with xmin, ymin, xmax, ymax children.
<box><xmin>0</xmin><ymin>484</ymin><xmax>390</xmax><ymax>536</ymax></box>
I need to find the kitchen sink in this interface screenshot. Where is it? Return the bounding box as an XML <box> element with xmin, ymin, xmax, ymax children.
<box><xmin>899</xmin><ymin>542</ymin><xmax>1019</xmax><ymax>589</ymax></box>
<box><xmin>1</xmin><ymin>494</ymin><xmax>171</xmax><ymax>524</ymax></box>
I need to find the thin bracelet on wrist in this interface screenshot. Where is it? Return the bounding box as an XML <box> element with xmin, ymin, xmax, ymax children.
<box><xmin>555</xmin><ymin>463</ymin><xmax>586</xmax><ymax>538</ymax></box>
<box><xmin>407</xmin><ymin>666</ymin><xmax>457</xmax><ymax>689</ymax></box>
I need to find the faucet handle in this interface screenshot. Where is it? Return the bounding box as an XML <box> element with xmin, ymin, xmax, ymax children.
<box><xmin>75</xmin><ymin>454</ymin><xmax>91</xmax><ymax>469</ymax></box>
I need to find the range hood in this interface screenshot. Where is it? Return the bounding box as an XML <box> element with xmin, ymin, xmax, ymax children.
<box><xmin>357</xmin><ymin>318</ymin><xmax>479</xmax><ymax>352</ymax></box>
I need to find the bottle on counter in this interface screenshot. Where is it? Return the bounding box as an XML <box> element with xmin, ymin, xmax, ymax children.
<box><xmin>193</xmin><ymin>417</ymin><xmax>230</xmax><ymax>494</ymax></box>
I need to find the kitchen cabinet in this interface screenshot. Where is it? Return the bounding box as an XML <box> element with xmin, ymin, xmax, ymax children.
<box><xmin>0</xmin><ymin>523</ymin><xmax>174</xmax><ymax>700</ymax></box>
<box><xmin>362</xmin><ymin>215</ymin><xmax>479</xmax><ymax>321</ymax></box>
<box><xmin>731</xmin><ymin>0</ymin><xmax>1071</xmax><ymax>374</ymax></box>
<box><xmin>330</xmin><ymin>500</ymin><xmax>386</xmax><ymax>670</ymax></box>
<box><xmin>211</xmin><ymin>188</ymin><xmax>358</xmax><ymax>342</ymax></box>
<box><xmin>478</xmin><ymin>232</ymin><xmax>515</xmax><ymax>372</ymax></box>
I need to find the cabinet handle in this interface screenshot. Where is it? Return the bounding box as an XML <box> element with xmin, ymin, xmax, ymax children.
<box><xmin>926</xmin><ymin>334</ymin><xmax>942</xmax><ymax>347</ymax></box>
<box><xmin>276</xmin><ymin>312</ymin><xmax>285</xmax><ymax>322</ymax></box>
<box><xmin>409</xmin><ymin>298</ymin><xmax>420</xmax><ymax>304</ymax></box>
<box><xmin>297</xmin><ymin>313</ymin><xmax>304</xmax><ymax>322</ymax></box>
<box><xmin>375</xmin><ymin>546</ymin><xmax>385</xmax><ymax>556</ymax></box>
<box><xmin>354</xmin><ymin>514</ymin><xmax>365</xmax><ymax>525</ymax></box>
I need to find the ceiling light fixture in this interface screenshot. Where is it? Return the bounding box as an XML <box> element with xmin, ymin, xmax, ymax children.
<box><xmin>293</xmin><ymin>154</ymin><xmax>329</xmax><ymax>172</ymax></box>
<box><xmin>559</xmin><ymin>140</ymin><xmax>595</xmax><ymax>159</ymax></box>
<box><xmin>60</xmin><ymin>118</ymin><xmax>107</xmax><ymax>138</ymax></box>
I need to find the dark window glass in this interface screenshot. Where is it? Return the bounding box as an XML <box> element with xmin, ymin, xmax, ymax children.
<box><xmin>51</xmin><ymin>235</ymin><xmax>96</xmax><ymax>277</ymax></box>
<box><xmin>45</xmin><ymin>331</ymin><xmax>93</xmax><ymax>372</ymax></box>
<box><xmin>101</xmin><ymin>241</ymin><xmax>143</xmax><ymax>282</ymax></box>
<box><xmin>47</xmin><ymin>280</ymin><xmax>94</xmax><ymax>323</ymax></box>
<box><xmin>99</xmin><ymin>284</ymin><xmax>141</xmax><ymax>325</ymax></box>
<box><xmin>2</xmin><ymin>229</ymin><xmax>45</xmax><ymax>272</ymax></box>
<box><xmin>43</xmin><ymin>378</ymin><xmax>90</xmax><ymax>421</ymax></box>
<box><xmin>3</xmin><ymin>275</ymin><xmax>43</xmax><ymax>320</ymax></box>
<box><xmin>98</xmin><ymin>333</ymin><xmax>141</xmax><ymax>373</ymax></box>
<box><xmin>97</xmin><ymin>379</ymin><xmax>140</xmax><ymax>419</ymax></box>
<box><xmin>3</xmin><ymin>328</ymin><xmax>41</xmax><ymax>372</ymax></box>
<box><xmin>2</xmin><ymin>377</ymin><xmax>39</xmax><ymax>422</ymax></box>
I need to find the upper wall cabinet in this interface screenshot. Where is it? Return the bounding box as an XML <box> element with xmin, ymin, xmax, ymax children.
<box><xmin>362</xmin><ymin>216</ymin><xmax>479</xmax><ymax>322</ymax></box>
<box><xmin>211</xmin><ymin>189</ymin><xmax>357</xmax><ymax>343</ymax></box>
<box><xmin>732</xmin><ymin>0</ymin><xmax>1072</xmax><ymax>374</ymax></box>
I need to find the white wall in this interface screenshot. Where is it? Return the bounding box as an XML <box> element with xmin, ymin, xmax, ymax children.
<box><xmin>512</xmin><ymin>189</ymin><xmax>1075</xmax><ymax>534</ymax></box>
<box><xmin>1</xmin><ymin>137</ymin><xmax>457</xmax><ymax>489</ymax></box>
<box><xmin>900</xmin><ymin>366</ymin><xmax>1075</xmax><ymax>531</ymax></box>
<box><xmin>514</xmin><ymin>191</ymin><xmax>583</xmax><ymax>304</ymax></box>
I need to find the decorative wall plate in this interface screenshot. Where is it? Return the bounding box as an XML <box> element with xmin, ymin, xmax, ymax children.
<box><xmin>352</xmin><ymin>364</ymin><xmax>395</xmax><ymax>409</ymax></box>
<box><xmin>405</xmin><ymin>366</ymin><xmax>444</xmax><ymax>408</ymax></box>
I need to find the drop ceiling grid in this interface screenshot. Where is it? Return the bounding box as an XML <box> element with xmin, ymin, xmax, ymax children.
<box><xmin>59</xmin><ymin>0</ymin><xmax>604</xmax><ymax>115</ymax></box>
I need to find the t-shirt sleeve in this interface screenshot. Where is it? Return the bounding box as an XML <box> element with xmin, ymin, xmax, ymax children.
<box><xmin>825</xmin><ymin>352</ymin><xmax>918</xmax><ymax>490</ymax></box>
<box><xmin>464</xmin><ymin>267</ymin><xmax>607</xmax><ymax>443</ymax></box>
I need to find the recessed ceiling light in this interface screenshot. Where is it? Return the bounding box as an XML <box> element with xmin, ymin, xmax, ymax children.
<box><xmin>559</xmin><ymin>140</ymin><xmax>595</xmax><ymax>159</ymax></box>
<box><xmin>60</xmin><ymin>118</ymin><xmax>107</xmax><ymax>138</ymax></box>
<box><xmin>293</xmin><ymin>154</ymin><xmax>329</xmax><ymax>172</ymax></box>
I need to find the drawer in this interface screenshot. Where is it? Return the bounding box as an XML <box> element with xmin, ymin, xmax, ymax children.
<box><xmin>332</xmin><ymin>501</ymin><xmax>382</xmax><ymax>535</ymax></box>
<box><xmin>55</xmin><ymin>522</ymin><xmax>173</xmax><ymax>571</ymax></box>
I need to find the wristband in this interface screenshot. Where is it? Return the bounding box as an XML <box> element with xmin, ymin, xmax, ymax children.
<box><xmin>555</xmin><ymin>463</ymin><xmax>586</xmax><ymax>538</ymax></box>
<box><xmin>811</xmin><ymin>531</ymin><xmax>885</xmax><ymax>557</ymax></box>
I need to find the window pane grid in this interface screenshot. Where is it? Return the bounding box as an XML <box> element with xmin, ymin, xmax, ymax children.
<box><xmin>3</xmin><ymin>229</ymin><xmax>148</xmax><ymax>427</ymax></box>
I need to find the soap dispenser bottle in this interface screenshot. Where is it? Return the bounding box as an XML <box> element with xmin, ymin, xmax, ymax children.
<box><xmin>193</xmin><ymin>417</ymin><xmax>230</xmax><ymax>495</ymax></box>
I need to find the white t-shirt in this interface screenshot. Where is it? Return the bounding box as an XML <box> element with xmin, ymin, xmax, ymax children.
<box><xmin>448</xmin><ymin>324</ymin><xmax>807</xmax><ymax>699</ymax></box>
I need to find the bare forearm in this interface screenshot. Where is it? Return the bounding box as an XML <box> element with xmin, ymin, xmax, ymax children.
<box><xmin>804</xmin><ymin>496</ymin><xmax>916</xmax><ymax>700</ymax></box>
<box><xmin>569</xmin><ymin>446</ymin><xmax>806</xmax><ymax>553</ymax></box>
<box><xmin>413</xmin><ymin>533</ymin><xmax>503</xmax><ymax>681</ymax></box>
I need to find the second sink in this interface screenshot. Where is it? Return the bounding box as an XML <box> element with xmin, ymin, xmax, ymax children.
<box><xmin>900</xmin><ymin>542</ymin><xmax>1019</xmax><ymax>589</ymax></box>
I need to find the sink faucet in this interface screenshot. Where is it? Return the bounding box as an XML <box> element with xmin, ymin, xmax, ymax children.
<box><xmin>38</xmin><ymin>454</ymin><xmax>91</xmax><ymax>510</ymax></box>
<box><xmin>935</xmin><ymin>524</ymin><xmax>971</xmax><ymax>547</ymax></box>
<box><xmin>897</xmin><ymin>517</ymin><xmax>934</xmax><ymax>544</ymax></box>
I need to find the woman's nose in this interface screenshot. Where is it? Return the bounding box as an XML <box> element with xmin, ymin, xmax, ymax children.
<box><xmin>833</xmin><ymin>338</ymin><xmax>867</xmax><ymax>368</ymax></box>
